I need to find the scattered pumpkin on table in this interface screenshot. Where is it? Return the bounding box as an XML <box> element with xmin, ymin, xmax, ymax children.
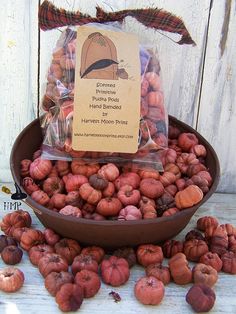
<box><xmin>145</xmin><ymin>263</ymin><xmax>171</xmax><ymax>285</ymax></box>
<box><xmin>20</xmin><ymin>228</ymin><xmax>45</xmax><ymax>251</ymax></box>
<box><xmin>134</xmin><ymin>276</ymin><xmax>165</xmax><ymax>305</ymax></box>
<box><xmin>0</xmin><ymin>210</ymin><xmax>236</xmax><ymax>312</ymax></box>
<box><xmin>45</xmin><ymin>271</ymin><xmax>74</xmax><ymax>297</ymax></box>
<box><xmin>168</xmin><ymin>253</ymin><xmax>192</xmax><ymax>285</ymax></box>
<box><xmin>28</xmin><ymin>244</ymin><xmax>55</xmax><ymax>266</ymax></box>
<box><xmin>1</xmin><ymin>245</ymin><xmax>23</xmax><ymax>265</ymax></box>
<box><xmin>100</xmin><ymin>256</ymin><xmax>130</xmax><ymax>287</ymax></box>
<box><xmin>54</xmin><ymin>238</ymin><xmax>81</xmax><ymax>265</ymax></box>
<box><xmin>81</xmin><ymin>246</ymin><xmax>105</xmax><ymax>264</ymax></box>
<box><xmin>38</xmin><ymin>253</ymin><xmax>69</xmax><ymax>278</ymax></box>
<box><xmin>55</xmin><ymin>283</ymin><xmax>84</xmax><ymax>312</ymax></box>
<box><xmin>71</xmin><ymin>254</ymin><xmax>99</xmax><ymax>275</ymax></box>
<box><xmin>0</xmin><ymin>210</ymin><xmax>32</xmax><ymax>236</ymax></box>
<box><xmin>0</xmin><ymin>267</ymin><xmax>25</xmax><ymax>293</ymax></box>
<box><xmin>137</xmin><ymin>244</ymin><xmax>163</xmax><ymax>267</ymax></box>
<box><xmin>183</xmin><ymin>239</ymin><xmax>209</xmax><ymax>262</ymax></box>
<box><xmin>199</xmin><ymin>252</ymin><xmax>223</xmax><ymax>272</ymax></box>
<box><xmin>74</xmin><ymin>269</ymin><xmax>101</xmax><ymax>298</ymax></box>
<box><xmin>12</xmin><ymin>227</ymin><xmax>29</xmax><ymax>243</ymax></box>
<box><xmin>186</xmin><ymin>284</ymin><xmax>216</xmax><ymax>313</ymax></box>
<box><xmin>192</xmin><ymin>263</ymin><xmax>218</xmax><ymax>287</ymax></box>
<box><xmin>43</xmin><ymin>228</ymin><xmax>61</xmax><ymax>246</ymax></box>
<box><xmin>162</xmin><ymin>239</ymin><xmax>183</xmax><ymax>258</ymax></box>
<box><xmin>0</xmin><ymin>235</ymin><xmax>17</xmax><ymax>252</ymax></box>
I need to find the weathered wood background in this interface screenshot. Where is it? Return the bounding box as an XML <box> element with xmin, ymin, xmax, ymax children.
<box><xmin>0</xmin><ymin>0</ymin><xmax>235</xmax><ymax>192</ymax></box>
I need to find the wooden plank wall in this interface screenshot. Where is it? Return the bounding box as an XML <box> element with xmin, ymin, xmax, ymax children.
<box><xmin>197</xmin><ymin>0</ymin><xmax>236</xmax><ymax>193</ymax></box>
<box><xmin>0</xmin><ymin>0</ymin><xmax>38</xmax><ymax>181</ymax></box>
<box><xmin>0</xmin><ymin>0</ymin><xmax>235</xmax><ymax>193</ymax></box>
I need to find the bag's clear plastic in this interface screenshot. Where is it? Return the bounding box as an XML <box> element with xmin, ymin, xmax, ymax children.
<box><xmin>40</xmin><ymin>24</ymin><xmax>168</xmax><ymax>171</ymax></box>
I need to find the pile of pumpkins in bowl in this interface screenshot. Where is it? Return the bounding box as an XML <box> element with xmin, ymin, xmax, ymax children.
<box><xmin>10</xmin><ymin>115</ymin><xmax>220</xmax><ymax>248</ymax></box>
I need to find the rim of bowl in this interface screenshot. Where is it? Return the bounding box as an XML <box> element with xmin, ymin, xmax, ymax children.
<box><xmin>10</xmin><ymin>116</ymin><xmax>220</xmax><ymax>227</ymax></box>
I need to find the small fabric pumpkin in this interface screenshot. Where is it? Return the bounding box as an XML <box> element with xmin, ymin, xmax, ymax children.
<box><xmin>100</xmin><ymin>256</ymin><xmax>130</xmax><ymax>286</ymax></box>
<box><xmin>175</xmin><ymin>185</ymin><xmax>203</xmax><ymax>209</ymax></box>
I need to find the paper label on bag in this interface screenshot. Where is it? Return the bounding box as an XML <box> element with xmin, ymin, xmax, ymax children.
<box><xmin>72</xmin><ymin>25</ymin><xmax>140</xmax><ymax>153</ymax></box>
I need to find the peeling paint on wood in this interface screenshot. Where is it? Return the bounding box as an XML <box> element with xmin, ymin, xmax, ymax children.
<box><xmin>0</xmin><ymin>0</ymin><xmax>38</xmax><ymax>182</ymax></box>
<box><xmin>220</xmin><ymin>0</ymin><xmax>231</xmax><ymax>57</ymax></box>
<box><xmin>197</xmin><ymin>0</ymin><xmax>236</xmax><ymax>193</ymax></box>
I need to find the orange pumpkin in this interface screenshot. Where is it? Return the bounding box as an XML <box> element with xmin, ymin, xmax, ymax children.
<box><xmin>1</xmin><ymin>210</ymin><xmax>32</xmax><ymax>236</ymax></box>
<box><xmin>145</xmin><ymin>264</ymin><xmax>171</xmax><ymax>285</ymax></box>
<box><xmin>168</xmin><ymin>253</ymin><xmax>192</xmax><ymax>285</ymax></box>
<box><xmin>197</xmin><ymin>216</ymin><xmax>219</xmax><ymax>232</ymax></box>
<box><xmin>164</xmin><ymin>163</ymin><xmax>181</xmax><ymax>179</ymax></box>
<box><xmin>162</xmin><ymin>207</ymin><xmax>179</xmax><ymax>217</ymax></box>
<box><xmin>20</xmin><ymin>229</ymin><xmax>45</xmax><ymax>251</ymax></box>
<box><xmin>159</xmin><ymin>172</ymin><xmax>176</xmax><ymax>187</ymax></box>
<box><xmin>63</xmin><ymin>174</ymin><xmax>88</xmax><ymax>192</ymax></box>
<box><xmin>96</xmin><ymin>197</ymin><xmax>122</xmax><ymax>217</ymax></box>
<box><xmin>175</xmin><ymin>185</ymin><xmax>203</xmax><ymax>209</ymax></box>
<box><xmin>79</xmin><ymin>183</ymin><xmax>102</xmax><ymax>205</ymax></box>
<box><xmin>137</xmin><ymin>244</ymin><xmax>163</xmax><ymax>267</ymax></box>
<box><xmin>184</xmin><ymin>239</ymin><xmax>209</xmax><ymax>262</ymax></box>
<box><xmin>71</xmin><ymin>160</ymin><xmax>99</xmax><ymax>177</ymax></box>
<box><xmin>138</xmin><ymin>168</ymin><xmax>160</xmax><ymax>180</ymax></box>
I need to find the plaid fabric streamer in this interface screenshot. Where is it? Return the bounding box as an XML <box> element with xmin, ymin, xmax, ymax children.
<box><xmin>39</xmin><ymin>0</ymin><xmax>195</xmax><ymax>46</ymax></box>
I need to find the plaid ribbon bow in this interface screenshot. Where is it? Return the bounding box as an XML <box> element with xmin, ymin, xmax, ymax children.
<box><xmin>39</xmin><ymin>0</ymin><xmax>195</xmax><ymax>46</ymax></box>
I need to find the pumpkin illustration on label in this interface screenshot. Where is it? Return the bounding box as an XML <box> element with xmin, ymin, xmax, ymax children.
<box><xmin>80</xmin><ymin>32</ymin><xmax>128</xmax><ymax>80</ymax></box>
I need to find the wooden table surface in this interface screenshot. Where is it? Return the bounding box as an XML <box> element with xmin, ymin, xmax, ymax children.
<box><xmin>0</xmin><ymin>184</ymin><xmax>236</xmax><ymax>314</ymax></box>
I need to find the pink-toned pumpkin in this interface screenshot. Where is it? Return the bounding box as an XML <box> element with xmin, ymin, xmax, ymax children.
<box><xmin>118</xmin><ymin>205</ymin><xmax>142</xmax><ymax>221</ymax></box>
<box><xmin>59</xmin><ymin>205</ymin><xmax>82</xmax><ymax>218</ymax></box>
<box><xmin>98</xmin><ymin>163</ymin><xmax>119</xmax><ymax>181</ymax></box>
<box><xmin>31</xmin><ymin>190</ymin><xmax>50</xmax><ymax>206</ymax></box>
<box><xmin>100</xmin><ymin>256</ymin><xmax>130</xmax><ymax>286</ymax></box>
<box><xmin>63</xmin><ymin>174</ymin><xmax>88</xmax><ymax>192</ymax></box>
<box><xmin>117</xmin><ymin>185</ymin><xmax>141</xmax><ymax>206</ymax></box>
<box><xmin>22</xmin><ymin>177</ymin><xmax>40</xmax><ymax>195</ymax></box>
<box><xmin>140</xmin><ymin>178</ymin><xmax>164</xmax><ymax>199</ymax></box>
<box><xmin>30</xmin><ymin>158</ymin><xmax>53</xmax><ymax>180</ymax></box>
<box><xmin>114</xmin><ymin>172</ymin><xmax>140</xmax><ymax>190</ymax></box>
<box><xmin>102</xmin><ymin>182</ymin><xmax>115</xmax><ymax>197</ymax></box>
<box><xmin>134</xmin><ymin>276</ymin><xmax>165</xmax><ymax>305</ymax></box>
<box><xmin>20</xmin><ymin>159</ymin><xmax>32</xmax><ymax>177</ymax></box>
<box><xmin>48</xmin><ymin>193</ymin><xmax>66</xmax><ymax>210</ymax></box>
<box><xmin>43</xmin><ymin>177</ymin><xmax>64</xmax><ymax>197</ymax></box>
<box><xmin>178</xmin><ymin>133</ymin><xmax>199</xmax><ymax>152</ymax></box>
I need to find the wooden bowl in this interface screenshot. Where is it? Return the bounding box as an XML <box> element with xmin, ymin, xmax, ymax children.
<box><xmin>10</xmin><ymin>116</ymin><xmax>220</xmax><ymax>248</ymax></box>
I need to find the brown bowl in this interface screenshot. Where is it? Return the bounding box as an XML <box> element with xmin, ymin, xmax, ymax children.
<box><xmin>10</xmin><ymin>116</ymin><xmax>220</xmax><ymax>248</ymax></box>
